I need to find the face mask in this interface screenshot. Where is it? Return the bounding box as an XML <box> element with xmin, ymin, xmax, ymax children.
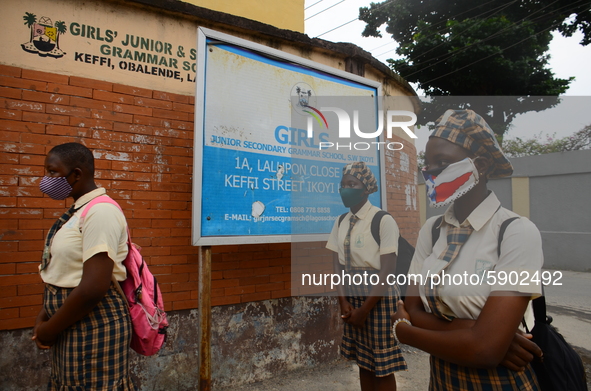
<box><xmin>422</xmin><ymin>158</ymin><xmax>479</xmax><ymax>208</ymax></box>
<box><xmin>339</xmin><ymin>187</ymin><xmax>366</xmax><ymax>208</ymax></box>
<box><xmin>39</xmin><ymin>171</ymin><xmax>74</xmax><ymax>200</ymax></box>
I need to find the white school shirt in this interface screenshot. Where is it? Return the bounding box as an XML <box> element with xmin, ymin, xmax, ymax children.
<box><xmin>408</xmin><ymin>192</ymin><xmax>543</xmax><ymax>322</ymax></box>
<box><xmin>326</xmin><ymin>200</ymin><xmax>399</xmax><ymax>270</ymax></box>
<box><xmin>40</xmin><ymin>187</ymin><xmax>128</xmax><ymax>288</ymax></box>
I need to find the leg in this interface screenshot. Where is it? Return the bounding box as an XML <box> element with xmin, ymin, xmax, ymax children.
<box><xmin>375</xmin><ymin>373</ymin><xmax>396</xmax><ymax>391</ymax></box>
<box><xmin>359</xmin><ymin>367</ymin><xmax>375</xmax><ymax>391</ymax></box>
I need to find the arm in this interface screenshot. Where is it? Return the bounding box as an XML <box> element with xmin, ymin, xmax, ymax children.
<box><xmin>33</xmin><ymin>252</ymin><xmax>114</xmax><ymax>347</ymax></box>
<box><xmin>396</xmin><ymin>292</ymin><xmax>532</xmax><ymax>368</ymax></box>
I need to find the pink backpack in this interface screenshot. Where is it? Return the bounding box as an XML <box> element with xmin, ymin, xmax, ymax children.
<box><xmin>81</xmin><ymin>195</ymin><xmax>168</xmax><ymax>356</ymax></box>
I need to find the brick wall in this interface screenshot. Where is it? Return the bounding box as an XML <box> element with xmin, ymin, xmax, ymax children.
<box><xmin>0</xmin><ymin>64</ymin><xmax>420</xmax><ymax>331</ymax></box>
<box><xmin>0</xmin><ymin>64</ymin><xmax>301</xmax><ymax>330</ymax></box>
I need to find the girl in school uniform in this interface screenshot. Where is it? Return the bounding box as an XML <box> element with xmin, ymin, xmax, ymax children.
<box><xmin>391</xmin><ymin>110</ymin><xmax>543</xmax><ymax>390</ymax></box>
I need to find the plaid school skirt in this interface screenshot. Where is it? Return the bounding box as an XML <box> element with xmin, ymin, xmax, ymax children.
<box><xmin>44</xmin><ymin>284</ymin><xmax>137</xmax><ymax>391</ymax></box>
<box><xmin>429</xmin><ymin>355</ymin><xmax>540</xmax><ymax>391</ymax></box>
<box><xmin>340</xmin><ymin>267</ymin><xmax>407</xmax><ymax>377</ymax></box>
<box><xmin>424</xmin><ymin>283</ymin><xmax>540</xmax><ymax>390</ymax></box>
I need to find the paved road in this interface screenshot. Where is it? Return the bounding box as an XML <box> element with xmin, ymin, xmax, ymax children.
<box><xmin>219</xmin><ymin>270</ymin><xmax>591</xmax><ymax>390</ymax></box>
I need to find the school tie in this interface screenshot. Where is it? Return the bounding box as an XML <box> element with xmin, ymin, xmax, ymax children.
<box><xmin>439</xmin><ymin>224</ymin><xmax>474</xmax><ymax>263</ymax></box>
<box><xmin>40</xmin><ymin>204</ymin><xmax>80</xmax><ymax>271</ymax></box>
<box><xmin>344</xmin><ymin>215</ymin><xmax>359</xmax><ymax>271</ymax></box>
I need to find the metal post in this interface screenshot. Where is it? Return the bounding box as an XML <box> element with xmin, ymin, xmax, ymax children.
<box><xmin>198</xmin><ymin>246</ymin><xmax>211</xmax><ymax>391</ymax></box>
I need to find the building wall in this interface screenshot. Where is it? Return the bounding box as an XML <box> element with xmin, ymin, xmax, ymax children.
<box><xmin>181</xmin><ymin>0</ymin><xmax>305</xmax><ymax>32</ymax></box>
<box><xmin>0</xmin><ymin>0</ymin><xmax>419</xmax><ymax>388</ymax></box>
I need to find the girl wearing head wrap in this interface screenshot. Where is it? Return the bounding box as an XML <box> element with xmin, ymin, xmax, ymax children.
<box><xmin>391</xmin><ymin>110</ymin><xmax>544</xmax><ymax>390</ymax></box>
<box><xmin>326</xmin><ymin>161</ymin><xmax>407</xmax><ymax>391</ymax></box>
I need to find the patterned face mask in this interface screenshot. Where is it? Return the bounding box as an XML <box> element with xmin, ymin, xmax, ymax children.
<box><xmin>422</xmin><ymin>158</ymin><xmax>479</xmax><ymax>208</ymax></box>
<box><xmin>39</xmin><ymin>171</ymin><xmax>74</xmax><ymax>200</ymax></box>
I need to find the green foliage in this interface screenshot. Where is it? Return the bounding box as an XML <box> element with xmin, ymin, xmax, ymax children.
<box><xmin>359</xmin><ymin>0</ymin><xmax>588</xmax><ymax>139</ymax></box>
<box><xmin>502</xmin><ymin>126</ymin><xmax>591</xmax><ymax>157</ymax></box>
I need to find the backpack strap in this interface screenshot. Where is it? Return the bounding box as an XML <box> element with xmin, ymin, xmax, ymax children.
<box><xmin>338</xmin><ymin>213</ymin><xmax>347</xmax><ymax>226</ymax></box>
<box><xmin>80</xmin><ymin>195</ymin><xmax>121</xmax><ymax>226</ymax></box>
<box><xmin>370</xmin><ymin>210</ymin><xmax>389</xmax><ymax>246</ymax></box>
<box><xmin>497</xmin><ymin>217</ymin><xmax>519</xmax><ymax>258</ymax></box>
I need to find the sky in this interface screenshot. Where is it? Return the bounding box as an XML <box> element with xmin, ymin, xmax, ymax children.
<box><xmin>304</xmin><ymin>0</ymin><xmax>591</xmax><ymax>152</ymax></box>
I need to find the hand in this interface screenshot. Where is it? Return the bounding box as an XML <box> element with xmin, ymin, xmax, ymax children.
<box><xmin>339</xmin><ymin>299</ymin><xmax>354</xmax><ymax>320</ymax></box>
<box><xmin>346</xmin><ymin>307</ymin><xmax>370</xmax><ymax>328</ymax></box>
<box><xmin>391</xmin><ymin>300</ymin><xmax>411</xmax><ymax>324</ymax></box>
<box><xmin>32</xmin><ymin>309</ymin><xmax>52</xmax><ymax>350</ymax></box>
<box><xmin>500</xmin><ymin>330</ymin><xmax>542</xmax><ymax>371</ymax></box>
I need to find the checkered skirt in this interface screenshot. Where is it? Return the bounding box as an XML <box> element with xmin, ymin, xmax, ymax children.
<box><xmin>429</xmin><ymin>355</ymin><xmax>540</xmax><ymax>391</ymax></box>
<box><xmin>340</xmin><ymin>267</ymin><xmax>407</xmax><ymax>376</ymax></box>
<box><xmin>44</xmin><ymin>284</ymin><xmax>137</xmax><ymax>391</ymax></box>
<box><xmin>425</xmin><ymin>284</ymin><xmax>540</xmax><ymax>390</ymax></box>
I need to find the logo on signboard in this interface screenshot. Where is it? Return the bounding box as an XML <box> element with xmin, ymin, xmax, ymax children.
<box><xmin>290</xmin><ymin>83</ymin><xmax>328</xmax><ymax>129</ymax></box>
<box><xmin>21</xmin><ymin>12</ymin><xmax>67</xmax><ymax>58</ymax></box>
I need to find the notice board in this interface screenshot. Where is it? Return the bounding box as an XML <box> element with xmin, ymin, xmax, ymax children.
<box><xmin>193</xmin><ymin>28</ymin><xmax>385</xmax><ymax>245</ymax></box>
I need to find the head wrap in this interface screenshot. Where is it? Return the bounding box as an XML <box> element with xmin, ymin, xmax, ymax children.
<box><xmin>342</xmin><ymin>161</ymin><xmax>378</xmax><ymax>193</ymax></box>
<box><xmin>430</xmin><ymin>109</ymin><xmax>513</xmax><ymax>178</ymax></box>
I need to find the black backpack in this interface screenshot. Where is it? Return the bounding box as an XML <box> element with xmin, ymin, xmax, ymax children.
<box><xmin>338</xmin><ymin>210</ymin><xmax>415</xmax><ymax>297</ymax></box>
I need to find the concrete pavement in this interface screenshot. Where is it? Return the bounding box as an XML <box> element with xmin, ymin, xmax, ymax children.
<box><xmin>219</xmin><ymin>270</ymin><xmax>591</xmax><ymax>390</ymax></box>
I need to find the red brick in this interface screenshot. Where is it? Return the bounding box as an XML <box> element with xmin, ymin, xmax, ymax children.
<box><xmin>0</xmin><ymin>308</ymin><xmax>19</xmax><ymax>320</ymax></box>
<box><xmin>70</xmin><ymin>76</ymin><xmax>113</xmax><ymax>91</ymax></box>
<box><xmin>1</xmin><ymin>98</ymin><xmax>45</xmax><ymax>112</ymax></box>
<box><xmin>211</xmin><ymin>278</ymin><xmax>239</xmax><ymax>289</ymax></box>
<box><xmin>132</xmin><ymin>115</ymin><xmax>170</xmax><ymax>128</ymax></box>
<box><xmin>45</xmin><ymin>124</ymin><xmax>90</xmax><ymax>137</ymax></box>
<box><xmin>173</xmin><ymin>101</ymin><xmax>194</xmax><ymax>113</ymax></box>
<box><xmin>91</xmin><ymin>109</ymin><xmax>133</xmax><ymax>123</ymax></box>
<box><xmin>16</xmin><ymin>262</ymin><xmax>41</xmax><ymax>274</ymax></box>
<box><xmin>146</xmin><ymin>255</ymin><xmax>187</xmax><ymax>265</ymax></box>
<box><xmin>20</xmin><ymin>305</ymin><xmax>41</xmax><ymax>318</ymax></box>
<box><xmin>170</xmin><ymin>120</ymin><xmax>194</xmax><ymax>131</ymax></box>
<box><xmin>0</xmin><ymin>274</ymin><xmax>41</xmax><ymax>286</ymax></box>
<box><xmin>46</xmin><ymin>104</ymin><xmax>91</xmax><ymax>117</ymax></box>
<box><xmin>113</xmin><ymin>84</ymin><xmax>152</xmax><ymax>98</ymax></box>
<box><xmin>255</xmin><ymin>282</ymin><xmax>285</xmax><ymax>292</ymax></box>
<box><xmin>240</xmin><ymin>292</ymin><xmax>270</xmax><ymax>303</ymax></box>
<box><xmin>93</xmin><ymin>90</ymin><xmax>135</xmax><ymax>105</ymax></box>
<box><xmin>0</xmin><ymin>119</ymin><xmax>45</xmax><ymax>134</ymax></box>
<box><xmin>22</xmin><ymin>69</ymin><xmax>69</xmax><ymax>85</ymax></box>
<box><xmin>0</xmin><ymin>263</ymin><xmax>16</xmax><ymax>274</ymax></box>
<box><xmin>164</xmin><ymin>291</ymin><xmax>192</xmax><ymax>302</ymax></box>
<box><xmin>152</xmin><ymin>91</ymin><xmax>189</xmax><ymax>102</ymax></box>
<box><xmin>47</xmin><ymin>83</ymin><xmax>93</xmax><ymax>98</ymax></box>
<box><xmin>18</xmin><ymin>283</ymin><xmax>45</xmax><ymax>296</ymax></box>
<box><xmin>71</xmin><ymin>117</ymin><xmax>113</xmax><ymax>130</ymax></box>
<box><xmin>172</xmin><ymin>300</ymin><xmax>198</xmax><ymax>311</ymax></box>
<box><xmin>0</xmin><ymin>65</ymin><xmax>21</xmax><ymax>77</ymax></box>
<box><xmin>225</xmin><ymin>285</ymin><xmax>256</xmax><ymax>296</ymax></box>
<box><xmin>271</xmin><ymin>289</ymin><xmax>292</xmax><ymax>299</ymax></box>
<box><xmin>22</xmin><ymin>90</ymin><xmax>70</xmax><ymax>105</ymax></box>
<box><xmin>134</xmin><ymin>97</ymin><xmax>172</xmax><ymax>110</ymax></box>
<box><xmin>1</xmin><ymin>143</ymin><xmax>45</xmax><ymax>156</ymax></box>
<box><xmin>0</xmin><ymin>87</ymin><xmax>23</xmax><ymax>99</ymax></box>
<box><xmin>152</xmin><ymin>108</ymin><xmax>189</xmax><ymax>121</ymax></box>
<box><xmin>0</xmin><ymin>109</ymin><xmax>22</xmax><ymax>121</ymax></box>
<box><xmin>239</xmin><ymin>276</ymin><xmax>270</xmax><ymax>287</ymax></box>
<box><xmin>0</xmin><ymin>75</ymin><xmax>47</xmax><ymax>91</ymax></box>
<box><xmin>22</xmin><ymin>111</ymin><xmax>69</xmax><ymax>125</ymax></box>
<box><xmin>0</xmin><ymin>317</ymin><xmax>35</xmax><ymax>329</ymax></box>
<box><xmin>113</xmin><ymin>103</ymin><xmax>152</xmax><ymax>116</ymax></box>
<box><xmin>70</xmin><ymin>96</ymin><xmax>112</xmax><ymax>110</ymax></box>
<box><xmin>113</xmin><ymin>122</ymin><xmax>154</xmax><ymax>135</ymax></box>
<box><xmin>212</xmin><ymin>295</ymin><xmax>240</xmax><ymax>306</ymax></box>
